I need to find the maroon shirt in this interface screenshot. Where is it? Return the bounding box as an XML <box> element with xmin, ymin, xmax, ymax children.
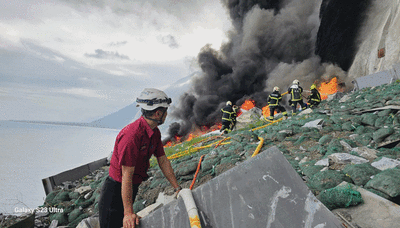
<box><xmin>109</xmin><ymin>116</ymin><xmax>165</xmax><ymax>184</ymax></box>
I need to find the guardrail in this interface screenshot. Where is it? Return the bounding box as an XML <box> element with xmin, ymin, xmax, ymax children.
<box><xmin>42</xmin><ymin>157</ymin><xmax>108</xmax><ymax>195</ymax></box>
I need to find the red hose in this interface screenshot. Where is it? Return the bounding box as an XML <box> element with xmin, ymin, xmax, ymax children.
<box><xmin>190</xmin><ymin>155</ymin><xmax>206</xmax><ymax>190</ymax></box>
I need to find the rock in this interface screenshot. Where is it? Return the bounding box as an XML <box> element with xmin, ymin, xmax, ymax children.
<box><xmin>339</xmin><ymin>140</ymin><xmax>353</xmax><ymax>152</ymax></box>
<box><xmin>371</xmin><ymin>157</ymin><xmax>400</xmax><ymax>171</ymax></box>
<box><xmin>155</xmin><ymin>192</ymin><xmax>175</xmax><ymax>205</ymax></box>
<box><xmin>75</xmin><ymin>186</ymin><xmax>92</xmax><ymax>195</ymax></box>
<box><xmin>137</xmin><ymin>202</ymin><xmax>163</xmax><ymax>218</ymax></box>
<box><xmin>315</xmin><ymin>158</ymin><xmax>329</xmax><ymax>167</ymax></box>
<box><xmin>351</xmin><ymin>147</ymin><xmax>378</xmax><ymax>161</ymax></box>
<box><xmin>299</xmin><ymin>157</ymin><xmax>308</xmax><ymax>164</ymax></box>
<box><xmin>339</xmin><ymin>94</ymin><xmax>351</xmax><ymax>103</ymax></box>
<box><xmin>328</xmin><ymin>153</ymin><xmax>369</xmax><ymax>165</ymax></box>
<box><xmin>76</xmin><ymin>216</ymin><xmax>100</xmax><ymax>228</ymax></box>
<box><xmin>302</xmin><ymin>119</ymin><xmax>324</xmax><ymax>130</ymax></box>
<box><xmin>84</xmin><ymin>191</ymin><xmax>93</xmax><ymax>200</ymax></box>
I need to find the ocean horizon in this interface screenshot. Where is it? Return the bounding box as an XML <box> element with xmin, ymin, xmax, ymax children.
<box><xmin>0</xmin><ymin>121</ymin><xmax>119</xmax><ymax>215</ymax></box>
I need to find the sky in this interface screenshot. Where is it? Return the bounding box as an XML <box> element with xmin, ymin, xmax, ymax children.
<box><xmin>0</xmin><ymin>0</ymin><xmax>232</xmax><ymax>122</ymax></box>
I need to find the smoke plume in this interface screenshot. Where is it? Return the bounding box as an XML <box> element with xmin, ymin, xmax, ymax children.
<box><xmin>167</xmin><ymin>0</ymin><xmax>366</xmax><ymax>139</ymax></box>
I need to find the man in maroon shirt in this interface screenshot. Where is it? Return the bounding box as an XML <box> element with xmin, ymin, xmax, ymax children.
<box><xmin>98</xmin><ymin>88</ymin><xmax>181</xmax><ymax>228</ymax></box>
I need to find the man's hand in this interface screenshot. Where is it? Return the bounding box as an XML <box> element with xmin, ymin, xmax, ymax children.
<box><xmin>123</xmin><ymin>213</ymin><xmax>140</xmax><ymax>228</ymax></box>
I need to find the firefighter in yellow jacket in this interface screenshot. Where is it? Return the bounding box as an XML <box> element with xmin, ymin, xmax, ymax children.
<box><xmin>267</xmin><ymin>87</ymin><xmax>288</xmax><ymax>121</ymax></box>
<box><xmin>307</xmin><ymin>84</ymin><xmax>321</xmax><ymax>108</ymax></box>
<box><xmin>287</xmin><ymin>79</ymin><xmax>307</xmax><ymax>114</ymax></box>
<box><xmin>220</xmin><ymin>101</ymin><xmax>237</xmax><ymax>134</ymax></box>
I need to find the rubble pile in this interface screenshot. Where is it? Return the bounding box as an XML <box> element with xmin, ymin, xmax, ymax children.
<box><xmin>4</xmin><ymin>81</ymin><xmax>400</xmax><ymax>227</ymax></box>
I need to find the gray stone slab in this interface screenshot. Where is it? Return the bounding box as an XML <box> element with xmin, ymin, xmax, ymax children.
<box><xmin>333</xmin><ymin>182</ymin><xmax>400</xmax><ymax>228</ymax></box>
<box><xmin>140</xmin><ymin>146</ymin><xmax>343</xmax><ymax>228</ymax></box>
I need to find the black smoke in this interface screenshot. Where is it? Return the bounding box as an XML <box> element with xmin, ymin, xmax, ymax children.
<box><xmin>166</xmin><ymin>0</ymin><xmax>371</xmax><ymax>139</ymax></box>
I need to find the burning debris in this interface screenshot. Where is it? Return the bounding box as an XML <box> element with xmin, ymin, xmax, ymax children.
<box><xmin>167</xmin><ymin>0</ymin><xmax>370</xmax><ymax>140</ymax></box>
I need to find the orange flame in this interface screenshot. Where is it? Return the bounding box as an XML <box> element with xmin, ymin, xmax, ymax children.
<box><xmin>318</xmin><ymin>77</ymin><xmax>338</xmax><ymax>100</ymax></box>
<box><xmin>241</xmin><ymin>100</ymin><xmax>255</xmax><ymax>110</ymax></box>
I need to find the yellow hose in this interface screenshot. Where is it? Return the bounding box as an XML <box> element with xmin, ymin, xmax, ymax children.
<box><xmin>250</xmin><ymin>118</ymin><xmax>282</xmax><ymax>131</ymax></box>
<box><xmin>251</xmin><ymin>137</ymin><xmax>264</xmax><ymax>157</ymax></box>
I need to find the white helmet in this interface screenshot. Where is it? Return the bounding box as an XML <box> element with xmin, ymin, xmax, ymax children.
<box><xmin>136</xmin><ymin>88</ymin><xmax>171</xmax><ymax>111</ymax></box>
<box><xmin>226</xmin><ymin>101</ymin><xmax>232</xmax><ymax>106</ymax></box>
<box><xmin>273</xmin><ymin>86</ymin><xmax>279</xmax><ymax>91</ymax></box>
<box><xmin>293</xmin><ymin>79</ymin><xmax>299</xmax><ymax>85</ymax></box>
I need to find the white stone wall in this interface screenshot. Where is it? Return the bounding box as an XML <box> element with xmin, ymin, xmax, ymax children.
<box><xmin>349</xmin><ymin>0</ymin><xmax>400</xmax><ymax>79</ymax></box>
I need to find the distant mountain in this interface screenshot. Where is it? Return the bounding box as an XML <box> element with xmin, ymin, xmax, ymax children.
<box><xmin>88</xmin><ymin>72</ymin><xmax>199</xmax><ymax>131</ymax></box>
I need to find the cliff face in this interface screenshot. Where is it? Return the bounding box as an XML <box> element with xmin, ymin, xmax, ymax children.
<box><xmin>316</xmin><ymin>0</ymin><xmax>372</xmax><ymax>72</ymax></box>
<box><xmin>348</xmin><ymin>0</ymin><xmax>400</xmax><ymax>79</ymax></box>
<box><xmin>316</xmin><ymin>0</ymin><xmax>400</xmax><ymax>79</ymax></box>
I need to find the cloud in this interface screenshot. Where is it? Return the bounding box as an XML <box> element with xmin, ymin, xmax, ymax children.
<box><xmin>108</xmin><ymin>41</ymin><xmax>128</xmax><ymax>47</ymax></box>
<box><xmin>159</xmin><ymin>35</ymin><xmax>179</xmax><ymax>49</ymax></box>
<box><xmin>84</xmin><ymin>49</ymin><xmax>130</xmax><ymax>60</ymax></box>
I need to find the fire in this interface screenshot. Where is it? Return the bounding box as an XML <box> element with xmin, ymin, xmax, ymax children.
<box><xmin>262</xmin><ymin>105</ymin><xmax>270</xmax><ymax>117</ymax></box>
<box><xmin>241</xmin><ymin>100</ymin><xmax>255</xmax><ymax>110</ymax></box>
<box><xmin>318</xmin><ymin>77</ymin><xmax>338</xmax><ymax>100</ymax></box>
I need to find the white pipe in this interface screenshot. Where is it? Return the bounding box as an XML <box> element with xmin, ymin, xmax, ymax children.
<box><xmin>178</xmin><ymin>188</ymin><xmax>202</xmax><ymax>228</ymax></box>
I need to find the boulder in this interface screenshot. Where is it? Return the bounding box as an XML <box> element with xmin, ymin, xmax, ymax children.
<box><xmin>371</xmin><ymin>157</ymin><xmax>400</xmax><ymax>170</ymax></box>
<box><xmin>328</xmin><ymin>153</ymin><xmax>369</xmax><ymax>165</ymax></box>
<box><xmin>351</xmin><ymin>147</ymin><xmax>378</xmax><ymax>161</ymax></box>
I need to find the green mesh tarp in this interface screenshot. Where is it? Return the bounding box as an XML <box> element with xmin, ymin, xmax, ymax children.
<box><xmin>365</xmin><ymin>168</ymin><xmax>400</xmax><ymax>198</ymax></box>
<box><xmin>317</xmin><ymin>183</ymin><xmax>363</xmax><ymax>210</ymax></box>
<box><xmin>373</xmin><ymin>127</ymin><xmax>395</xmax><ymax>143</ymax></box>
<box><xmin>307</xmin><ymin>170</ymin><xmax>352</xmax><ymax>193</ymax></box>
<box><xmin>342</xmin><ymin>163</ymin><xmax>381</xmax><ymax>186</ymax></box>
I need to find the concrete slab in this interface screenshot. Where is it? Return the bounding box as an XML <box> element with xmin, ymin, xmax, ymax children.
<box><xmin>333</xmin><ymin>182</ymin><xmax>400</xmax><ymax>228</ymax></box>
<box><xmin>139</xmin><ymin>146</ymin><xmax>343</xmax><ymax>228</ymax></box>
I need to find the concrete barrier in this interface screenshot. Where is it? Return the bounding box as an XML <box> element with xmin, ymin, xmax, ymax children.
<box><xmin>139</xmin><ymin>146</ymin><xmax>343</xmax><ymax>228</ymax></box>
<box><xmin>352</xmin><ymin>64</ymin><xmax>400</xmax><ymax>90</ymax></box>
<box><xmin>42</xmin><ymin>157</ymin><xmax>107</xmax><ymax>195</ymax></box>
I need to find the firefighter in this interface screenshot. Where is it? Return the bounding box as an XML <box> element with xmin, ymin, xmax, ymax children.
<box><xmin>307</xmin><ymin>84</ymin><xmax>321</xmax><ymax>108</ymax></box>
<box><xmin>267</xmin><ymin>86</ymin><xmax>288</xmax><ymax>121</ymax></box>
<box><xmin>287</xmin><ymin>79</ymin><xmax>307</xmax><ymax>115</ymax></box>
<box><xmin>220</xmin><ymin>101</ymin><xmax>236</xmax><ymax>134</ymax></box>
<box><xmin>230</xmin><ymin>105</ymin><xmax>239</xmax><ymax>130</ymax></box>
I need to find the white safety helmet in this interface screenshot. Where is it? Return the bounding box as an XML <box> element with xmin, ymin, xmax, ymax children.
<box><xmin>136</xmin><ymin>88</ymin><xmax>171</xmax><ymax>111</ymax></box>
<box><xmin>273</xmin><ymin>86</ymin><xmax>280</xmax><ymax>92</ymax></box>
<box><xmin>226</xmin><ymin>101</ymin><xmax>232</xmax><ymax>106</ymax></box>
<box><xmin>293</xmin><ymin>79</ymin><xmax>299</xmax><ymax>85</ymax></box>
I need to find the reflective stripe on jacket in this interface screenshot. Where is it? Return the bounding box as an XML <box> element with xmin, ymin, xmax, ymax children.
<box><xmin>288</xmin><ymin>85</ymin><xmax>303</xmax><ymax>101</ymax></box>
<box><xmin>221</xmin><ymin>105</ymin><xmax>236</xmax><ymax>122</ymax></box>
<box><xmin>268</xmin><ymin>91</ymin><xmax>282</xmax><ymax>106</ymax></box>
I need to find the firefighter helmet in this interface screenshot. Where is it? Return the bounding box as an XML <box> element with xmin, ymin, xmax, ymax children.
<box><xmin>273</xmin><ymin>86</ymin><xmax>280</xmax><ymax>92</ymax></box>
<box><xmin>293</xmin><ymin>79</ymin><xmax>299</xmax><ymax>85</ymax></box>
<box><xmin>226</xmin><ymin>101</ymin><xmax>232</xmax><ymax>106</ymax></box>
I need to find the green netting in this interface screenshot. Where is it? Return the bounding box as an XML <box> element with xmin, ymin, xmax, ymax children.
<box><xmin>355</xmin><ymin>133</ymin><xmax>373</xmax><ymax>146</ymax></box>
<box><xmin>318</xmin><ymin>135</ymin><xmax>332</xmax><ymax>145</ymax></box>
<box><xmin>342</xmin><ymin>121</ymin><xmax>355</xmax><ymax>131</ymax></box>
<box><xmin>307</xmin><ymin>170</ymin><xmax>352</xmax><ymax>193</ymax></box>
<box><xmin>342</xmin><ymin>163</ymin><xmax>380</xmax><ymax>186</ymax></box>
<box><xmin>53</xmin><ymin>191</ymin><xmax>70</xmax><ymax>204</ymax></box>
<box><xmin>50</xmin><ymin>212</ymin><xmax>68</xmax><ymax>226</ymax></box>
<box><xmin>373</xmin><ymin>127</ymin><xmax>395</xmax><ymax>143</ymax></box>
<box><xmin>326</xmin><ymin>139</ymin><xmax>344</xmax><ymax>156</ymax></box>
<box><xmin>365</xmin><ymin>188</ymin><xmax>391</xmax><ymax>200</ymax></box>
<box><xmin>299</xmin><ymin>160</ymin><xmax>324</xmax><ymax>177</ymax></box>
<box><xmin>365</xmin><ymin>168</ymin><xmax>400</xmax><ymax>197</ymax></box>
<box><xmin>68</xmin><ymin>208</ymin><xmax>82</xmax><ymax>223</ymax></box>
<box><xmin>361</xmin><ymin>113</ymin><xmax>378</xmax><ymax>126</ymax></box>
<box><xmin>67</xmin><ymin>213</ymin><xmax>90</xmax><ymax>228</ymax></box>
<box><xmin>317</xmin><ymin>183</ymin><xmax>363</xmax><ymax>210</ymax></box>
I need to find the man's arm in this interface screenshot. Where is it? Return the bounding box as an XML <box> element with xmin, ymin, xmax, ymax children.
<box><xmin>121</xmin><ymin>165</ymin><xmax>140</xmax><ymax>228</ymax></box>
<box><xmin>157</xmin><ymin>155</ymin><xmax>180</xmax><ymax>189</ymax></box>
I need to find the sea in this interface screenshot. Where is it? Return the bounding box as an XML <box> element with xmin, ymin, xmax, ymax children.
<box><xmin>0</xmin><ymin>121</ymin><xmax>120</xmax><ymax>215</ymax></box>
